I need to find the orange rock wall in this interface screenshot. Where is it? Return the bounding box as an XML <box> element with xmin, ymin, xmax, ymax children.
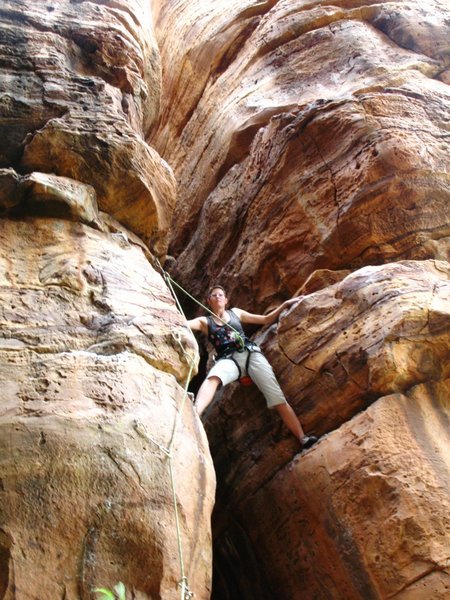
<box><xmin>150</xmin><ymin>1</ymin><xmax>450</xmax><ymax>599</ymax></box>
<box><xmin>151</xmin><ymin>0</ymin><xmax>449</xmax><ymax>309</ymax></box>
<box><xmin>0</xmin><ymin>1</ymin><xmax>215</xmax><ymax>599</ymax></box>
<box><xmin>0</xmin><ymin>217</ymin><xmax>215</xmax><ymax>599</ymax></box>
<box><xmin>0</xmin><ymin>0</ymin><xmax>449</xmax><ymax>599</ymax></box>
<box><xmin>0</xmin><ymin>0</ymin><xmax>175</xmax><ymax>255</ymax></box>
<box><xmin>206</xmin><ymin>260</ymin><xmax>449</xmax><ymax>599</ymax></box>
<box><xmin>237</xmin><ymin>384</ymin><xmax>449</xmax><ymax>599</ymax></box>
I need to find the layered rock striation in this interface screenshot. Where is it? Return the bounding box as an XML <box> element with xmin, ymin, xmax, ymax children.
<box><xmin>0</xmin><ymin>0</ymin><xmax>449</xmax><ymax>599</ymax></box>
<box><xmin>0</xmin><ymin>0</ymin><xmax>175</xmax><ymax>255</ymax></box>
<box><xmin>207</xmin><ymin>260</ymin><xmax>450</xmax><ymax>599</ymax></box>
<box><xmin>0</xmin><ymin>1</ymin><xmax>215</xmax><ymax>599</ymax></box>
<box><xmin>0</xmin><ymin>215</ymin><xmax>214</xmax><ymax>599</ymax></box>
<box><xmin>150</xmin><ymin>1</ymin><xmax>450</xmax><ymax>599</ymax></box>
<box><xmin>151</xmin><ymin>0</ymin><xmax>449</xmax><ymax>309</ymax></box>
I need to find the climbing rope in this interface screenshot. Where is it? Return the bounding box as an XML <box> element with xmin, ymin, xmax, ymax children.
<box><xmin>134</xmin><ymin>344</ymin><xmax>195</xmax><ymax>600</ymax></box>
<box><xmin>155</xmin><ymin>259</ymin><xmax>246</xmax><ymax>348</ymax></box>
<box><xmin>139</xmin><ymin>261</ymin><xmax>251</xmax><ymax>598</ymax></box>
<box><xmin>134</xmin><ymin>262</ymin><xmax>201</xmax><ymax>599</ymax></box>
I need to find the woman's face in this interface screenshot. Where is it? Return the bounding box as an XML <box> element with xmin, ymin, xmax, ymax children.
<box><xmin>207</xmin><ymin>288</ymin><xmax>228</xmax><ymax>311</ymax></box>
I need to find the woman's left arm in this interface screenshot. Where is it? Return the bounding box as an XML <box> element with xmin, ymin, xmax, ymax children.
<box><xmin>233</xmin><ymin>297</ymin><xmax>301</xmax><ymax>326</ymax></box>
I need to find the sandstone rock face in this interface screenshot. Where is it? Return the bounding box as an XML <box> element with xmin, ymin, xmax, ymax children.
<box><xmin>206</xmin><ymin>260</ymin><xmax>450</xmax><ymax>600</ymax></box>
<box><xmin>0</xmin><ymin>1</ymin><xmax>216</xmax><ymax>598</ymax></box>
<box><xmin>1</xmin><ymin>0</ymin><xmax>449</xmax><ymax>599</ymax></box>
<box><xmin>0</xmin><ymin>0</ymin><xmax>175</xmax><ymax>255</ymax></box>
<box><xmin>0</xmin><ymin>216</ymin><xmax>215</xmax><ymax>599</ymax></box>
<box><xmin>149</xmin><ymin>1</ymin><xmax>450</xmax><ymax>599</ymax></box>
<box><xmin>151</xmin><ymin>0</ymin><xmax>449</xmax><ymax>309</ymax></box>
<box><xmin>228</xmin><ymin>384</ymin><xmax>450</xmax><ymax>600</ymax></box>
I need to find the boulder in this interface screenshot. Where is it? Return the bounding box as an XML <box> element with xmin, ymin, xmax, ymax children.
<box><xmin>0</xmin><ymin>0</ymin><xmax>175</xmax><ymax>255</ymax></box>
<box><xmin>0</xmin><ymin>217</ymin><xmax>215</xmax><ymax>599</ymax></box>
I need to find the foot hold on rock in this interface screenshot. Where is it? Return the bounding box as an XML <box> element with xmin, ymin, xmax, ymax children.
<box><xmin>301</xmin><ymin>435</ymin><xmax>318</xmax><ymax>449</ymax></box>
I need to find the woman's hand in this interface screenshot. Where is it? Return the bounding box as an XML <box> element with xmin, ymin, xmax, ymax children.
<box><xmin>236</xmin><ymin>296</ymin><xmax>302</xmax><ymax>326</ymax></box>
<box><xmin>282</xmin><ymin>296</ymin><xmax>302</xmax><ymax>309</ymax></box>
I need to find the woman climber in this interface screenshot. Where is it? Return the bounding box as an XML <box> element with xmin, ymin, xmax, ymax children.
<box><xmin>187</xmin><ymin>285</ymin><xmax>318</xmax><ymax>450</ymax></box>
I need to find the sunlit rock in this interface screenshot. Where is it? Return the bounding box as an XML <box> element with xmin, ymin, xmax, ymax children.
<box><xmin>0</xmin><ymin>0</ymin><xmax>175</xmax><ymax>255</ymax></box>
<box><xmin>0</xmin><ymin>216</ymin><xmax>215</xmax><ymax>599</ymax></box>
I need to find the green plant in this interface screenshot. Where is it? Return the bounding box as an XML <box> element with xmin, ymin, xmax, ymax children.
<box><xmin>93</xmin><ymin>582</ymin><xmax>126</xmax><ymax>600</ymax></box>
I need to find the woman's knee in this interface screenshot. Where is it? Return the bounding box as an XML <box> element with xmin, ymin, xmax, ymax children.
<box><xmin>198</xmin><ymin>375</ymin><xmax>221</xmax><ymax>397</ymax></box>
<box><xmin>196</xmin><ymin>376</ymin><xmax>222</xmax><ymax>415</ymax></box>
<box><xmin>205</xmin><ymin>375</ymin><xmax>221</xmax><ymax>388</ymax></box>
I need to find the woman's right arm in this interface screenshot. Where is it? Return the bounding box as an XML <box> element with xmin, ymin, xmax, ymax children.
<box><xmin>187</xmin><ymin>316</ymin><xmax>208</xmax><ymax>334</ymax></box>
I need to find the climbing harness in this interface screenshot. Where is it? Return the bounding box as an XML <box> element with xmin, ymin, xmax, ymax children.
<box><xmin>235</xmin><ymin>352</ymin><xmax>254</xmax><ymax>387</ymax></box>
<box><xmin>214</xmin><ymin>340</ymin><xmax>257</xmax><ymax>388</ymax></box>
<box><xmin>223</xmin><ymin>350</ymin><xmax>254</xmax><ymax>387</ymax></box>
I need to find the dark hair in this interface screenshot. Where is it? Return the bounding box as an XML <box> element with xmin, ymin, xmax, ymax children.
<box><xmin>207</xmin><ymin>285</ymin><xmax>226</xmax><ymax>298</ymax></box>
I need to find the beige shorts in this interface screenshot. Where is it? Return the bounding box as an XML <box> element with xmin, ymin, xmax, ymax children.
<box><xmin>207</xmin><ymin>348</ymin><xmax>287</xmax><ymax>409</ymax></box>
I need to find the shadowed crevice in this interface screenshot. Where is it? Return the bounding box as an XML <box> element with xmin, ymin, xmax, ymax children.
<box><xmin>0</xmin><ymin>529</ymin><xmax>13</xmax><ymax>598</ymax></box>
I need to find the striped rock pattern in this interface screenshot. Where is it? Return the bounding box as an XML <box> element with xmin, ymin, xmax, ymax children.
<box><xmin>0</xmin><ymin>1</ymin><xmax>215</xmax><ymax>599</ymax></box>
<box><xmin>150</xmin><ymin>1</ymin><xmax>450</xmax><ymax>599</ymax></box>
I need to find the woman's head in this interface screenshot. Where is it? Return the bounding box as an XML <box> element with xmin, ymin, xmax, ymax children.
<box><xmin>207</xmin><ymin>285</ymin><xmax>226</xmax><ymax>298</ymax></box>
<box><xmin>207</xmin><ymin>285</ymin><xmax>227</xmax><ymax>308</ymax></box>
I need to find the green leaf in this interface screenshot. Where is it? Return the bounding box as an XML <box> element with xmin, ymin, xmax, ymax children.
<box><xmin>93</xmin><ymin>588</ymin><xmax>115</xmax><ymax>600</ymax></box>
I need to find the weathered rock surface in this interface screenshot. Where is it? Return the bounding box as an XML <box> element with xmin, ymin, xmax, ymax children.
<box><xmin>0</xmin><ymin>1</ymin><xmax>219</xmax><ymax>598</ymax></box>
<box><xmin>1</xmin><ymin>0</ymin><xmax>449</xmax><ymax>598</ymax></box>
<box><xmin>0</xmin><ymin>169</ymin><xmax>100</xmax><ymax>224</ymax></box>
<box><xmin>0</xmin><ymin>216</ymin><xmax>215</xmax><ymax>598</ymax></box>
<box><xmin>206</xmin><ymin>260</ymin><xmax>450</xmax><ymax>599</ymax></box>
<box><xmin>227</xmin><ymin>383</ymin><xmax>450</xmax><ymax>600</ymax></box>
<box><xmin>151</xmin><ymin>0</ymin><xmax>449</xmax><ymax>309</ymax></box>
<box><xmin>149</xmin><ymin>1</ymin><xmax>450</xmax><ymax>598</ymax></box>
<box><xmin>0</xmin><ymin>0</ymin><xmax>175</xmax><ymax>255</ymax></box>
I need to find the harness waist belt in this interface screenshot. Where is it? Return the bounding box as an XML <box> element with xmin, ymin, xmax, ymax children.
<box><xmin>216</xmin><ymin>341</ymin><xmax>258</xmax><ymax>360</ymax></box>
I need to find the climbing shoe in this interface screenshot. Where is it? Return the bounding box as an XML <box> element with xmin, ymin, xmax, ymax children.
<box><xmin>301</xmin><ymin>435</ymin><xmax>318</xmax><ymax>449</ymax></box>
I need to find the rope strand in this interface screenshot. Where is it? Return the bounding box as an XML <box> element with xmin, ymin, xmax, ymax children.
<box><xmin>141</xmin><ymin>260</ymin><xmax>208</xmax><ymax>599</ymax></box>
<box><xmin>150</xmin><ymin>259</ymin><xmax>247</xmax><ymax>598</ymax></box>
<box><xmin>155</xmin><ymin>259</ymin><xmax>245</xmax><ymax>347</ymax></box>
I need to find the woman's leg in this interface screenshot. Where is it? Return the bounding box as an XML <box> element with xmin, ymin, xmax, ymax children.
<box><xmin>249</xmin><ymin>351</ymin><xmax>317</xmax><ymax>447</ymax></box>
<box><xmin>275</xmin><ymin>403</ymin><xmax>318</xmax><ymax>448</ymax></box>
<box><xmin>274</xmin><ymin>403</ymin><xmax>305</xmax><ymax>442</ymax></box>
<box><xmin>195</xmin><ymin>376</ymin><xmax>222</xmax><ymax>415</ymax></box>
<box><xmin>247</xmin><ymin>351</ymin><xmax>288</xmax><ymax>408</ymax></box>
<box><xmin>195</xmin><ymin>357</ymin><xmax>239</xmax><ymax>415</ymax></box>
